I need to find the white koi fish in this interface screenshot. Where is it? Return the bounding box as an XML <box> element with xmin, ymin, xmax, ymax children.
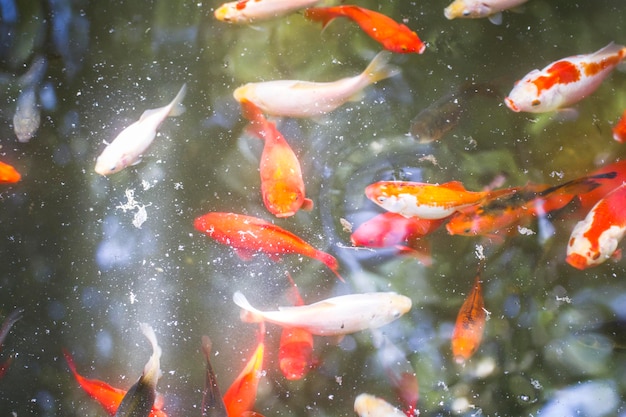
<box><xmin>233</xmin><ymin>51</ymin><xmax>400</xmax><ymax>118</ymax></box>
<box><xmin>505</xmin><ymin>42</ymin><xmax>626</xmax><ymax>113</ymax></box>
<box><xmin>95</xmin><ymin>83</ymin><xmax>187</xmax><ymax>175</ymax></box>
<box><xmin>566</xmin><ymin>183</ymin><xmax>626</xmax><ymax>270</ymax></box>
<box><xmin>214</xmin><ymin>0</ymin><xmax>321</xmax><ymax>24</ymax></box>
<box><xmin>354</xmin><ymin>393</ymin><xmax>406</xmax><ymax>417</ymax></box>
<box><xmin>444</xmin><ymin>0</ymin><xmax>528</xmax><ymax>25</ymax></box>
<box><xmin>233</xmin><ymin>291</ymin><xmax>412</xmax><ymax>336</ymax></box>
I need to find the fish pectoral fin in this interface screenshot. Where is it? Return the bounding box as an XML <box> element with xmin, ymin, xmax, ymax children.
<box><xmin>347</xmin><ymin>90</ymin><xmax>366</xmax><ymax>103</ymax></box>
<box><xmin>131</xmin><ymin>157</ymin><xmax>143</xmax><ymax>166</ymax></box>
<box><xmin>234</xmin><ymin>248</ymin><xmax>256</xmax><ymax>261</ymax></box>
<box><xmin>440</xmin><ymin>180</ymin><xmax>468</xmax><ymax>191</ymax></box>
<box><xmin>301</xmin><ymin>198</ymin><xmax>314</xmax><ymax>211</ymax></box>
<box><xmin>552</xmin><ymin>108</ymin><xmax>579</xmax><ymax>122</ymax></box>
<box><xmin>488</xmin><ymin>12</ymin><xmax>503</xmax><ymax>25</ymax></box>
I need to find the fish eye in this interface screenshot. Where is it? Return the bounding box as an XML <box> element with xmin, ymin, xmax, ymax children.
<box><xmin>377</xmin><ymin>196</ymin><xmax>386</xmax><ymax>203</ymax></box>
<box><xmin>462</xmin><ymin>10</ymin><xmax>470</xmax><ymax>16</ymax></box>
<box><xmin>592</xmin><ymin>252</ymin><xmax>600</xmax><ymax>260</ymax></box>
<box><xmin>531</xmin><ymin>99</ymin><xmax>541</xmax><ymax>107</ymax></box>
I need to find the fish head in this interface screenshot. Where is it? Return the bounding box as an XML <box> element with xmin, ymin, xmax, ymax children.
<box><xmin>506</xmin><ymin>69</ymin><xmax>560</xmax><ymax>113</ymax></box>
<box><xmin>214</xmin><ymin>2</ymin><xmax>240</xmax><ymax>23</ymax></box>
<box><xmin>365</xmin><ymin>182</ymin><xmax>408</xmax><ymax>214</ymax></box>
<box><xmin>444</xmin><ymin>0</ymin><xmax>491</xmax><ymax>20</ymax></box>
<box><xmin>264</xmin><ymin>184</ymin><xmax>305</xmax><ymax>218</ymax></box>
<box><xmin>94</xmin><ymin>150</ymin><xmax>128</xmax><ymax>176</ymax></box>
<box><xmin>392</xmin><ymin>294</ymin><xmax>413</xmax><ymax>316</ymax></box>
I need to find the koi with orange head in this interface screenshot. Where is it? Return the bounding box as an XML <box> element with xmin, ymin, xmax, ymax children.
<box><xmin>304</xmin><ymin>5</ymin><xmax>425</xmax><ymax>54</ymax></box>
<box><xmin>505</xmin><ymin>42</ymin><xmax>626</xmax><ymax>113</ymax></box>
<box><xmin>223</xmin><ymin>324</ymin><xmax>265</xmax><ymax>417</ymax></box>
<box><xmin>240</xmin><ymin>100</ymin><xmax>313</xmax><ymax>218</ymax></box>
<box><xmin>451</xmin><ymin>271</ymin><xmax>486</xmax><ymax>363</ymax></box>
<box><xmin>365</xmin><ymin>180</ymin><xmax>516</xmax><ymax>220</ymax></box>
<box><xmin>193</xmin><ymin>212</ymin><xmax>343</xmax><ymax>281</ymax></box>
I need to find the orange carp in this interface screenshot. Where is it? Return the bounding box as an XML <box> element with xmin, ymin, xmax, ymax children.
<box><xmin>451</xmin><ymin>273</ymin><xmax>486</xmax><ymax>363</ymax></box>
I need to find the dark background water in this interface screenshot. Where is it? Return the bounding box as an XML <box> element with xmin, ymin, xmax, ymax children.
<box><xmin>1</xmin><ymin>0</ymin><xmax>626</xmax><ymax>416</ymax></box>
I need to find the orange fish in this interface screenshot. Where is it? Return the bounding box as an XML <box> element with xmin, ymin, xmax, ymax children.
<box><xmin>223</xmin><ymin>326</ymin><xmax>265</xmax><ymax>417</ymax></box>
<box><xmin>365</xmin><ymin>180</ymin><xmax>515</xmax><ymax>220</ymax></box>
<box><xmin>304</xmin><ymin>5</ymin><xmax>425</xmax><ymax>54</ymax></box>
<box><xmin>63</xmin><ymin>350</ymin><xmax>167</xmax><ymax>417</ymax></box>
<box><xmin>577</xmin><ymin>160</ymin><xmax>626</xmax><ymax>211</ymax></box>
<box><xmin>278</xmin><ymin>274</ymin><xmax>315</xmax><ymax>380</ymax></box>
<box><xmin>451</xmin><ymin>272</ymin><xmax>486</xmax><ymax>363</ymax></box>
<box><xmin>446</xmin><ymin>173</ymin><xmax>614</xmax><ymax>237</ymax></box>
<box><xmin>193</xmin><ymin>212</ymin><xmax>343</xmax><ymax>281</ymax></box>
<box><xmin>240</xmin><ymin>100</ymin><xmax>313</xmax><ymax>218</ymax></box>
<box><xmin>613</xmin><ymin>110</ymin><xmax>626</xmax><ymax>143</ymax></box>
<box><xmin>0</xmin><ymin>160</ymin><xmax>21</xmax><ymax>183</ymax></box>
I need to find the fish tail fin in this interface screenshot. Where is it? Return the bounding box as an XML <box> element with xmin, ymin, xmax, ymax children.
<box><xmin>139</xmin><ymin>323</ymin><xmax>162</xmax><ymax>381</ymax></box>
<box><xmin>303</xmin><ymin>7</ymin><xmax>338</xmax><ymax>30</ymax></box>
<box><xmin>167</xmin><ymin>83</ymin><xmax>188</xmax><ymax>117</ymax></box>
<box><xmin>233</xmin><ymin>291</ymin><xmax>266</xmax><ymax>323</ymax></box>
<box><xmin>362</xmin><ymin>51</ymin><xmax>401</xmax><ymax>85</ymax></box>
<box><xmin>542</xmin><ymin>171</ymin><xmax>617</xmax><ymax>199</ymax></box>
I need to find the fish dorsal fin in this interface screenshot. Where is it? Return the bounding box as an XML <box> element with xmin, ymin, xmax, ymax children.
<box><xmin>440</xmin><ymin>181</ymin><xmax>468</xmax><ymax>191</ymax></box>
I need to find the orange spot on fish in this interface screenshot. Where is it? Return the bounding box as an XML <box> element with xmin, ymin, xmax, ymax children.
<box><xmin>532</xmin><ymin>60</ymin><xmax>581</xmax><ymax>95</ymax></box>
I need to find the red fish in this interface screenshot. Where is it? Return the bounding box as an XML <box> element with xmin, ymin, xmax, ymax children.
<box><xmin>63</xmin><ymin>350</ymin><xmax>167</xmax><ymax>417</ymax></box>
<box><xmin>567</xmin><ymin>183</ymin><xmax>626</xmax><ymax>270</ymax></box>
<box><xmin>193</xmin><ymin>212</ymin><xmax>343</xmax><ymax>281</ymax></box>
<box><xmin>223</xmin><ymin>326</ymin><xmax>265</xmax><ymax>417</ymax></box>
<box><xmin>613</xmin><ymin>110</ymin><xmax>626</xmax><ymax>143</ymax></box>
<box><xmin>278</xmin><ymin>274</ymin><xmax>315</xmax><ymax>380</ymax></box>
<box><xmin>304</xmin><ymin>5</ymin><xmax>425</xmax><ymax>54</ymax></box>
<box><xmin>240</xmin><ymin>99</ymin><xmax>313</xmax><ymax>218</ymax></box>
<box><xmin>350</xmin><ymin>212</ymin><xmax>443</xmax><ymax>264</ymax></box>
<box><xmin>0</xmin><ymin>160</ymin><xmax>21</xmax><ymax>183</ymax></box>
<box><xmin>451</xmin><ymin>273</ymin><xmax>486</xmax><ymax>363</ymax></box>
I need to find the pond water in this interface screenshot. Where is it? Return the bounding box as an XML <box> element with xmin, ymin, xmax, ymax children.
<box><xmin>1</xmin><ymin>0</ymin><xmax>626</xmax><ymax>416</ymax></box>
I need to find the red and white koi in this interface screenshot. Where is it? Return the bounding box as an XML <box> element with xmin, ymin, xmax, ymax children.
<box><xmin>365</xmin><ymin>180</ymin><xmax>515</xmax><ymax>220</ymax></box>
<box><xmin>240</xmin><ymin>99</ymin><xmax>313</xmax><ymax>217</ymax></box>
<box><xmin>567</xmin><ymin>183</ymin><xmax>626</xmax><ymax>270</ymax></box>
<box><xmin>505</xmin><ymin>42</ymin><xmax>626</xmax><ymax>113</ymax></box>
<box><xmin>233</xmin><ymin>51</ymin><xmax>399</xmax><ymax>118</ymax></box>
<box><xmin>233</xmin><ymin>291</ymin><xmax>412</xmax><ymax>336</ymax></box>
<box><xmin>95</xmin><ymin>84</ymin><xmax>187</xmax><ymax>175</ymax></box>
<box><xmin>613</xmin><ymin>110</ymin><xmax>626</xmax><ymax>143</ymax></box>
<box><xmin>444</xmin><ymin>0</ymin><xmax>528</xmax><ymax>25</ymax></box>
<box><xmin>215</xmin><ymin>0</ymin><xmax>320</xmax><ymax>24</ymax></box>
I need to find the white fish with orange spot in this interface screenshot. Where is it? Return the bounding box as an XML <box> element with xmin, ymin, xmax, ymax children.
<box><xmin>505</xmin><ymin>42</ymin><xmax>626</xmax><ymax>113</ymax></box>
<box><xmin>233</xmin><ymin>291</ymin><xmax>412</xmax><ymax>336</ymax></box>
<box><xmin>444</xmin><ymin>0</ymin><xmax>528</xmax><ymax>25</ymax></box>
<box><xmin>95</xmin><ymin>83</ymin><xmax>187</xmax><ymax>175</ymax></box>
<box><xmin>566</xmin><ymin>183</ymin><xmax>626</xmax><ymax>270</ymax></box>
<box><xmin>233</xmin><ymin>51</ymin><xmax>399</xmax><ymax>118</ymax></box>
<box><xmin>354</xmin><ymin>393</ymin><xmax>406</xmax><ymax>417</ymax></box>
<box><xmin>214</xmin><ymin>0</ymin><xmax>321</xmax><ymax>24</ymax></box>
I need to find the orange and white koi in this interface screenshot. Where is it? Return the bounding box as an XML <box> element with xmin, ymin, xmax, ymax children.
<box><xmin>365</xmin><ymin>180</ymin><xmax>515</xmax><ymax>220</ymax></box>
<box><xmin>95</xmin><ymin>84</ymin><xmax>187</xmax><ymax>175</ymax></box>
<box><xmin>444</xmin><ymin>0</ymin><xmax>528</xmax><ymax>25</ymax></box>
<box><xmin>567</xmin><ymin>183</ymin><xmax>626</xmax><ymax>270</ymax></box>
<box><xmin>0</xmin><ymin>160</ymin><xmax>21</xmax><ymax>183</ymax></box>
<box><xmin>505</xmin><ymin>42</ymin><xmax>626</xmax><ymax>113</ymax></box>
<box><xmin>577</xmin><ymin>160</ymin><xmax>626</xmax><ymax>211</ymax></box>
<box><xmin>193</xmin><ymin>212</ymin><xmax>343</xmax><ymax>281</ymax></box>
<box><xmin>223</xmin><ymin>326</ymin><xmax>265</xmax><ymax>417</ymax></box>
<box><xmin>240</xmin><ymin>99</ymin><xmax>313</xmax><ymax>217</ymax></box>
<box><xmin>354</xmin><ymin>393</ymin><xmax>406</xmax><ymax>417</ymax></box>
<box><xmin>278</xmin><ymin>274</ymin><xmax>315</xmax><ymax>380</ymax></box>
<box><xmin>304</xmin><ymin>5</ymin><xmax>425</xmax><ymax>54</ymax></box>
<box><xmin>115</xmin><ymin>323</ymin><xmax>163</xmax><ymax>417</ymax></box>
<box><xmin>233</xmin><ymin>291</ymin><xmax>412</xmax><ymax>336</ymax></box>
<box><xmin>613</xmin><ymin>110</ymin><xmax>626</xmax><ymax>143</ymax></box>
<box><xmin>233</xmin><ymin>51</ymin><xmax>399</xmax><ymax>118</ymax></box>
<box><xmin>64</xmin><ymin>350</ymin><xmax>167</xmax><ymax>417</ymax></box>
<box><xmin>214</xmin><ymin>0</ymin><xmax>320</xmax><ymax>24</ymax></box>
<box><xmin>451</xmin><ymin>273</ymin><xmax>486</xmax><ymax>363</ymax></box>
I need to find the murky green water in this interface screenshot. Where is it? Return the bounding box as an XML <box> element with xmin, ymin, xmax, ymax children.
<box><xmin>1</xmin><ymin>0</ymin><xmax>626</xmax><ymax>416</ymax></box>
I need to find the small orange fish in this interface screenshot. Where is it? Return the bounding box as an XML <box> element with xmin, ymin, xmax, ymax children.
<box><xmin>223</xmin><ymin>326</ymin><xmax>265</xmax><ymax>417</ymax></box>
<box><xmin>240</xmin><ymin>100</ymin><xmax>313</xmax><ymax>218</ymax></box>
<box><xmin>63</xmin><ymin>350</ymin><xmax>167</xmax><ymax>417</ymax></box>
<box><xmin>0</xmin><ymin>160</ymin><xmax>21</xmax><ymax>183</ymax></box>
<box><xmin>451</xmin><ymin>273</ymin><xmax>486</xmax><ymax>363</ymax></box>
<box><xmin>304</xmin><ymin>5</ymin><xmax>425</xmax><ymax>54</ymax></box>
<box><xmin>365</xmin><ymin>180</ymin><xmax>515</xmax><ymax>219</ymax></box>
<box><xmin>278</xmin><ymin>274</ymin><xmax>315</xmax><ymax>380</ymax></box>
<box><xmin>613</xmin><ymin>110</ymin><xmax>626</xmax><ymax>143</ymax></box>
<box><xmin>194</xmin><ymin>212</ymin><xmax>343</xmax><ymax>281</ymax></box>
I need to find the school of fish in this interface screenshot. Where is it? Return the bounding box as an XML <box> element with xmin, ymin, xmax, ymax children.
<box><xmin>2</xmin><ymin>1</ymin><xmax>626</xmax><ymax>416</ymax></box>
